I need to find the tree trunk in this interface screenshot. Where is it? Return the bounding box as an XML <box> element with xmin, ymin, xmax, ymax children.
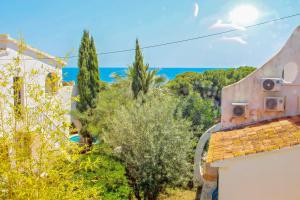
<box><xmin>144</xmin><ymin>188</ymin><xmax>159</xmax><ymax>200</ymax></box>
<box><xmin>133</xmin><ymin>184</ymin><xmax>141</xmax><ymax>200</ymax></box>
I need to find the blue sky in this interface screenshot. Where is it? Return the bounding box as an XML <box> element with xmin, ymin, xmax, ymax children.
<box><xmin>1</xmin><ymin>0</ymin><xmax>300</xmax><ymax>68</ymax></box>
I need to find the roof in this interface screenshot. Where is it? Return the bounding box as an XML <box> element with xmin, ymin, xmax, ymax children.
<box><xmin>0</xmin><ymin>34</ymin><xmax>67</xmax><ymax>66</ymax></box>
<box><xmin>207</xmin><ymin>115</ymin><xmax>300</xmax><ymax>163</ymax></box>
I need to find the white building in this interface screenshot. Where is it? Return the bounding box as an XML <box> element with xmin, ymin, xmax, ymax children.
<box><xmin>195</xmin><ymin>25</ymin><xmax>300</xmax><ymax>200</ymax></box>
<box><xmin>0</xmin><ymin>34</ymin><xmax>74</xmax><ymax>134</ymax></box>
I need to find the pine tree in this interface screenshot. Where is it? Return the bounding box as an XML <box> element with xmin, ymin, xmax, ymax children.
<box><xmin>77</xmin><ymin>30</ymin><xmax>91</xmax><ymax>112</ymax></box>
<box><xmin>88</xmin><ymin>36</ymin><xmax>100</xmax><ymax>106</ymax></box>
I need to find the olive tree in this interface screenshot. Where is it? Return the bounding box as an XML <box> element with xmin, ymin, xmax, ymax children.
<box><xmin>105</xmin><ymin>92</ymin><xmax>192</xmax><ymax>200</ymax></box>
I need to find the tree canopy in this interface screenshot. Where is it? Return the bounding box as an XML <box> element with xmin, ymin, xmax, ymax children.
<box><xmin>167</xmin><ymin>66</ymin><xmax>256</xmax><ymax>105</ymax></box>
<box><xmin>105</xmin><ymin>92</ymin><xmax>192</xmax><ymax>200</ymax></box>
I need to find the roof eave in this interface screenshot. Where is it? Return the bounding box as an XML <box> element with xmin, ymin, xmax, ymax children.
<box><xmin>0</xmin><ymin>34</ymin><xmax>67</xmax><ymax>67</ymax></box>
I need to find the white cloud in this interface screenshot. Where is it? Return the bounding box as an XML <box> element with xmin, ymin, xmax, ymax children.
<box><xmin>194</xmin><ymin>2</ymin><xmax>199</xmax><ymax>17</ymax></box>
<box><xmin>221</xmin><ymin>36</ymin><xmax>247</xmax><ymax>45</ymax></box>
<box><xmin>210</xmin><ymin>20</ymin><xmax>246</xmax><ymax>31</ymax></box>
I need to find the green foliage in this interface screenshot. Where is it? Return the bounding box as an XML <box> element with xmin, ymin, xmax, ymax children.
<box><xmin>167</xmin><ymin>66</ymin><xmax>256</xmax><ymax>105</ymax></box>
<box><xmin>168</xmin><ymin>67</ymin><xmax>255</xmax><ymax>127</ymax></box>
<box><xmin>166</xmin><ymin>72</ymin><xmax>201</xmax><ymax>96</ymax></box>
<box><xmin>226</xmin><ymin>66</ymin><xmax>256</xmax><ymax>83</ymax></box>
<box><xmin>0</xmin><ymin>41</ymin><xmax>99</xmax><ymax>199</ymax></box>
<box><xmin>129</xmin><ymin>39</ymin><xmax>165</xmax><ymax>98</ymax></box>
<box><xmin>75</xmin><ymin>144</ymin><xmax>133</xmax><ymax>200</ymax></box>
<box><xmin>45</xmin><ymin>72</ymin><xmax>59</xmax><ymax>94</ymax></box>
<box><xmin>99</xmin><ymin>80</ymin><xmax>109</xmax><ymax>91</ymax></box>
<box><xmin>175</xmin><ymin>94</ymin><xmax>219</xmax><ymax>132</ymax></box>
<box><xmin>76</xmin><ymin>61</ymin><xmax>255</xmax><ymax>199</ymax></box>
<box><xmin>174</xmin><ymin>94</ymin><xmax>219</xmax><ymax>186</ymax></box>
<box><xmin>84</xmin><ymin>66</ymin><xmax>255</xmax><ymax>197</ymax></box>
<box><xmin>131</xmin><ymin>39</ymin><xmax>144</xmax><ymax>98</ymax></box>
<box><xmin>77</xmin><ymin>31</ymin><xmax>101</xmax><ymax>112</ymax></box>
<box><xmin>105</xmin><ymin>92</ymin><xmax>192</xmax><ymax>200</ymax></box>
<box><xmin>83</xmin><ymin>79</ymin><xmax>133</xmax><ymax>138</ymax></box>
<box><xmin>168</xmin><ymin>67</ymin><xmax>255</xmax><ymax>141</ymax></box>
<box><xmin>89</xmin><ymin>36</ymin><xmax>100</xmax><ymax>101</ymax></box>
<box><xmin>0</xmin><ymin>31</ymin><xmax>257</xmax><ymax>200</ymax></box>
<box><xmin>77</xmin><ymin>30</ymin><xmax>92</xmax><ymax>112</ymax></box>
<box><xmin>168</xmin><ymin>67</ymin><xmax>255</xmax><ymax>187</ymax></box>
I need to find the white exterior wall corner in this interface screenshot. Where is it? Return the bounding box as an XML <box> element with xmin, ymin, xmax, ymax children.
<box><xmin>212</xmin><ymin>145</ymin><xmax>300</xmax><ymax>200</ymax></box>
<box><xmin>221</xmin><ymin>26</ymin><xmax>300</xmax><ymax>129</ymax></box>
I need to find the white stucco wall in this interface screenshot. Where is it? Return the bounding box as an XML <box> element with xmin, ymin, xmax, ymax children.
<box><xmin>221</xmin><ymin>26</ymin><xmax>300</xmax><ymax>129</ymax></box>
<box><xmin>212</xmin><ymin>145</ymin><xmax>300</xmax><ymax>200</ymax></box>
<box><xmin>197</xmin><ymin>26</ymin><xmax>300</xmax><ymax>200</ymax></box>
<box><xmin>0</xmin><ymin>34</ymin><xmax>73</xmax><ymax>133</ymax></box>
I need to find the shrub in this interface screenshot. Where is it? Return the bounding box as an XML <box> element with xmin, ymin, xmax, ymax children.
<box><xmin>75</xmin><ymin>144</ymin><xmax>133</xmax><ymax>200</ymax></box>
<box><xmin>0</xmin><ymin>39</ymin><xmax>98</xmax><ymax>199</ymax></box>
<box><xmin>105</xmin><ymin>92</ymin><xmax>192</xmax><ymax>200</ymax></box>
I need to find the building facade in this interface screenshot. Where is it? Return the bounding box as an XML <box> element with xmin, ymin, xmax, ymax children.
<box><xmin>0</xmin><ymin>34</ymin><xmax>74</xmax><ymax>134</ymax></box>
<box><xmin>195</xmin><ymin>25</ymin><xmax>300</xmax><ymax>200</ymax></box>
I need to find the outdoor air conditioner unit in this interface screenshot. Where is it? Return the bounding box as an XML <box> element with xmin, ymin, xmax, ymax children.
<box><xmin>261</xmin><ymin>78</ymin><xmax>283</xmax><ymax>92</ymax></box>
<box><xmin>264</xmin><ymin>97</ymin><xmax>285</xmax><ymax>111</ymax></box>
<box><xmin>232</xmin><ymin>103</ymin><xmax>248</xmax><ymax>117</ymax></box>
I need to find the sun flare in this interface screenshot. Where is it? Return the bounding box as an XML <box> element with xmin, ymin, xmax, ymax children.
<box><xmin>229</xmin><ymin>5</ymin><xmax>259</xmax><ymax>26</ymax></box>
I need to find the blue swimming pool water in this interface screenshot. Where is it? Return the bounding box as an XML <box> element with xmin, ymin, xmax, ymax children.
<box><xmin>69</xmin><ymin>135</ymin><xmax>80</xmax><ymax>143</ymax></box>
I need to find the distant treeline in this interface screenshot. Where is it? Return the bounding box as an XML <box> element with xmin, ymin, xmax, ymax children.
<box><xmin>167</xmin><ymin>66</ymin><xmax>256</xmax><ymax>106</ymax></box>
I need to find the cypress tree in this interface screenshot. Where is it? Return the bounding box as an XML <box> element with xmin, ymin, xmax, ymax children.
<box><xmin>131</xmin><ymin>39</ymin><xmax>144</xmax><ymax>98</ymax></box>
<box><xmin>88</xmin><ymin>36</ymin><xmax>100</xmax><ymax>105</ymax></box>
<box><xmin>77</xmin><ymin>30</ymin><xmax>91</xmax><ymax>112</ymax></box>
<box><xmin>130</xmin><ymin>39</ymin><xmax>160</xmax><ymax>98</ymax></box>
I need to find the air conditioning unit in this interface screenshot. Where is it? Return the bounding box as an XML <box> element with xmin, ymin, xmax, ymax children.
<box><xmin>264</xmin><ymin>97</ymin><xmax>285</xmax><ymax>111</ymax></box>
<box><xmin>261</xmin><ymin>78</ymin><xmax>283</xmax><ymax>92</ymax></box>
<box><xmin>232</xmin><ymin>103</ymin><xmax>248</xmax><ymax>117</ymax></box>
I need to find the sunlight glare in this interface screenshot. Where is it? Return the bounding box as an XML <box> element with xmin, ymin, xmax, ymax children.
<box><xmin>229</xmin><ymin>5</ymin><xmax>259</xmax><ymax>26</ymax></box>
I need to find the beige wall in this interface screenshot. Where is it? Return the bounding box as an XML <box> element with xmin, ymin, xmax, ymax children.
<box><xmin>221</xmin><ymin>26</ymin><xmax>300</xmax><ymax>129</ymax></box>
<box><xmin>213</xmin><ymin>145</ymin><xmax>300</xmax><ymax>200</ymax></box>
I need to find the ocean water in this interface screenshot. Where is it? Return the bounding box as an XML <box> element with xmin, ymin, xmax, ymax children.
<box><xmin>62</xmin><ymin>67</ymin><xmax>227</xmax><ymax>83</ymax></box>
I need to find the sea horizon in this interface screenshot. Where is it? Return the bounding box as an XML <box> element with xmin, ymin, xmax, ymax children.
<box><xmin>63</xmin><ymin>67</ymin><xmax>233</xmax><ymax>83</ymax></box>
<box><xmin>65</xmin><ymin>66</ymin><xmax>235</xmax><ymax>68</ymax></box>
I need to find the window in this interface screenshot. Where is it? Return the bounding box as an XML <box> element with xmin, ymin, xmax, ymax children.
<box><xmin>45</xmin><ymin>72</ymin><xmax>59</xmax><ymax>94</ymax></box>
<box><xmin>13</xmin><ymin>77</ymin><xmax>24</xmax><ymax>118</ymax></box>
<box><xmin>0</xmin><ymin>47</ymin><xmax>8</xmax><ymax>56</ymax></box>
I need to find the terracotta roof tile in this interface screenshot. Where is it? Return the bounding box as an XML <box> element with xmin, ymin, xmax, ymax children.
<box><xmin>207</xmin><ymin>115</ymin><xmax>300</xmax><ymax>163</ymax></box>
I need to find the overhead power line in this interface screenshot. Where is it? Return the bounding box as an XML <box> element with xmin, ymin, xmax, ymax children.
<box><xmin>0</xmin><ymin>12</ymin><xmax>300</xmax><ymax>61</ymax></box>
<box><xmin>99</xmin><ymin>13</ymin><xmax>300</xmax><ymax>55</ymax></box>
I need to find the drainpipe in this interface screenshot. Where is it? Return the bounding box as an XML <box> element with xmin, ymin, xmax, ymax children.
<box><xmin>194</xmin><ymin>123</ymin><xmax>221</xmax><ymax>186</ymax></box>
